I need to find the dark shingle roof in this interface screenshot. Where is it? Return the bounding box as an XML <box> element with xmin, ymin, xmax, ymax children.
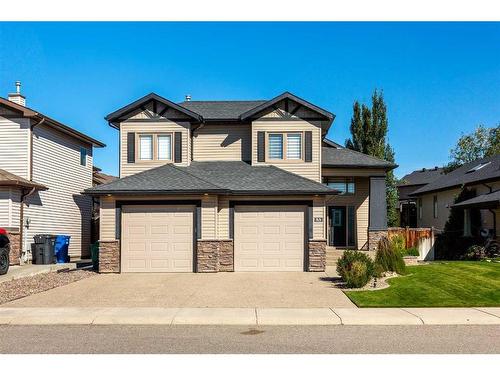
<box><xmin>84</xmin><ymin>161</ymin><xmax>336</xmax><ymax>196</ymax></box>
<box><xmin>452</xmin><ymin>189</ymin><xmax>500</xmax><ymax>209</ymax></box>
<box><xmin>398</xmin><ymin>167</ymin><xmax>444</xmax><ymax>187</ymax></box>
<box><xmin>411</xmin><ymin>155</ymin><xmax>500</xmax><ymax>196</ymax></box>
<box><xmin>321</xmin><ymin>141</ymin><xmax>396</xmax><ymax>170</ymax></box>
<box><xmin>178</xmin><ymin>101</ymin><xmax>266</xmax><ymax>120</ymax></box>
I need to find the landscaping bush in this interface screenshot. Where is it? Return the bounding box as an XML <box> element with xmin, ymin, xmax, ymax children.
<box><xmin>375</xmin><ymin>237</ymin><xmax>407</xmax><ymax>275</ymax></box>
<box><xmin>401</xmin><ymin>246</ymin><xmax>419</xmax><ymax>257</ymax></box>
<box><xmin>336</xmin><ymin>250</ymin><xmax>375</xmax><ymax>288</ymax></box>
<box><xmin>463</xmin><ymin>245</ymin><xmax>486</xmax><ymax>260</ymax></box>
<box><xmin>390</xmin><ymin>234</ymin><xmax>406</xmax><ymax>253</ymax></box>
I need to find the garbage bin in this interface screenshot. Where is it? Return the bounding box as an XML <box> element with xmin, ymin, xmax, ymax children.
<box><xmin>33</xmin><ymin>235</ymin><xmax>57</xmax><ymax>264</ymax></box>
<box><xmin>90</xmin><ymin>242</ymin><xmax>99</xmax><ymax>271</ymax></box>
<box><xmin>54</xmin><ymin>235</ymin><xmax>71</xmax><ymax>263</ymax></box>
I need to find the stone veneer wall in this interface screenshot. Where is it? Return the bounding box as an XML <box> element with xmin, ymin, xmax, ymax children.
<box><xmin>308</xmin><ymin>240</ymin><xmax>326</xmax><ymax>272</ymax></box>
<box><xmin>7</xmin><ymin>231</ymin><xmax>21</xmax><ymax>265</ymax></box>
<box><xmin>99</xmin><ymin>240</ymin><xmax>120</xmax><ymax>273</ymax></box>
<box><xmin>368</xmin><ymin>230</ymin><xmax>388</xmax><ymax>251</ymax></box>
<box><xmin>197</xmin><ymin>240</ymin><xmax>234</xmax><ymax>273</ymax></box>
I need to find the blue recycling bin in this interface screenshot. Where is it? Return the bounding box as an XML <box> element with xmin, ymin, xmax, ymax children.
<box><xmin>54</xmin><ymin>235</ymin><xmax>71</xmax><ymax>263</ymax></box>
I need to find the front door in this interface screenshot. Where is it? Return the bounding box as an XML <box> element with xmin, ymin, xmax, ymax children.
<box><xmin>330</xmin><ymin>206</ymin><xmax>346</xmax><ymax>247</ymax></box>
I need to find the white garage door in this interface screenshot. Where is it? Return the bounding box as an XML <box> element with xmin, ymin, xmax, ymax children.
<box><xmin>234</xmin><ymin>205</ymin><xmax>305</xmax><ymax>271</ymax></box>
<box><xmin>121</xmin><ymin>205</ymin><xmax>194</xmax><ymax>272</ymax></box>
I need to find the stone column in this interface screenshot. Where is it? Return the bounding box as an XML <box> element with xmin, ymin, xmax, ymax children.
<box><xmin>308</xmin><ymin>240</ymin><xmax>326</xmax><ymax>271</ymax></box>
<box><xmin>196</xmin><ymin>240</ymin><xmax>219</xmax><ymax>272</ymax></box>
<box><xmin>98</xmin><ymin>240</ymin><xmax>120</xmax><ymax>273</ymax></box>
<box><xmin>7</xmin><ymin>230</ymin><xmax>21</xmax><ymax>266</ymax></box>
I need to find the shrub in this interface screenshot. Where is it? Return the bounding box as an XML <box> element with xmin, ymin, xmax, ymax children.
<box><xmin>401</xmin><ymin>246</ymin><xmax>419</xmax><ymax>257</ymax></box>
<box><xmin>375</xmin><ymin>237</ymin><xmax>407</xmax><ymax>275</ymax></box>
<box><xmin>390</xmin><ymin>234</ymin><xmax>406</xmax><ymax>253</ymax></box>
<box><xmin>336</xmin><ymin>250</ymin><xmax>374</xmax><ymax>288</ymax></box>
<box><xmin>463</xmin><ymin>245</ymin><xmax>486</xmax><ymax>260</ymax></box>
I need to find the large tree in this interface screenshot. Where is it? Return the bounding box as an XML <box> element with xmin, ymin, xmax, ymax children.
<box><xmin>446</xmin><ymin>124</ymin><xmax>500</xmax><ymax>171</ymax></box>
<box><xmin>345</xmin><ymin>90</ymin><xmax>399</xmax><ymax>226</ymax></box>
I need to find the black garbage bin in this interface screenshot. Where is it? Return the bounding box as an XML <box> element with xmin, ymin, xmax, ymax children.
<box><xmin>33</xmin><ymin>235</ymin><xmax>57</xmax><ymax>264</ymax></box>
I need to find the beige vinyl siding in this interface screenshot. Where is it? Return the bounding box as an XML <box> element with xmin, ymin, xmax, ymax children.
<box><xmin>325</xmin><ymin>177</ymin><xmax>370</xmax><ymax>249</ymax></box>
<box><xmin>100</xmin><ymin>197</ymin><xmax>116</xmax><ymax>241</ymax></box>
<box><xmin>24</xmin><ymin>123</ymin><xmax>93</xmax><ymax>259</ymax></box>
<box><xmin>322</xmin><ymin>168</ymin><xmax>387</xmax><ymax>178</ymax></box>
<box><xmin>417</xmin><ymin>188</ymin><xmax>460</xmax><ymax>230</ymax></box>
<box><xmin>119</xmin><ymin>121</ymin><xmax>190</xmax><ymax>178</ymax></box>
<box><xmin>201</xmin><ymin>194</ymin><xmax>218</xmax><ymax>239</ymax></box>
<box><xmin>251</xmin><ymin>120</ymin><xmax>322</xmax><ymax>182</ymax></box>
<box><xmin>218</xmin><ymin>195</ymin><xmax>230</xmax><ymax>239</ymax></box>
<box><xmin>0</xmin><ymin>188</ymin><xmax>12</xmax><ymax>227</ymax></box>
<box><xmin>313</xmin><ymin>196</ymin><xmax>326</xmax><ymax>239</ymax></box>
<box><xmin>0</xmin><ymin>116</ymin><xmax>30</xmax><ymax>179</ymax></box>
<box><xmin>193</xmin><ymin>124</ymin><xmax>251</xmax><ymax>161</ymax></box>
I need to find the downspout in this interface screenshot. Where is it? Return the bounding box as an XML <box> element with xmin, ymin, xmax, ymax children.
<box><xmin>19</xmin><ymin>186</ymin><xmax>37</xmax><ymax>263</ymax></box>
<box><xmin>20</xmin><ymin>116</ymin><xmax>45</xmax><ymax>262</ymax></box>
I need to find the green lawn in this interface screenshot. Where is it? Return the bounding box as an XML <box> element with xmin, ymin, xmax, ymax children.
<box><xmin>345</xmin><ymin>261</ymin><xmax>500</xmax><ymax>307</ymax></box>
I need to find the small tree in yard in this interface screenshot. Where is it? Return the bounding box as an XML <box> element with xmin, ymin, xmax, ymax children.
<box><xmin>345</xmin><ymin>90</ymin><xmax>399</xmax><ymax>226</ymax></box>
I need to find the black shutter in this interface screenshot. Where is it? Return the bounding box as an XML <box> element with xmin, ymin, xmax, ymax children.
<box><xmin>127</xmin><ymin>132</ymin><xmax>135</xmax><ymax>163</ymax></box>
<box><xmin>174</xmin><ymin>132</ymin><xmax>182</xmax><ymax>163</ymax></box>
<box><xmin>304</xmin><ymin>131</ymin><xmax>312</xmax><ymax>162</ymax></box>
<box><xmin>257</xmin><ymin>131</ymin><xmax>265</xmax><ymax>162</ymax></box>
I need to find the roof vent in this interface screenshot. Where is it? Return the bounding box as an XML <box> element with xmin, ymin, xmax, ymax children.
<box><xmin>8</xmin><ymin>81</ymin><xmax>26</xmax><ymax>106</ymax></box>
<box><xmin>185</xmin><ymin>94</ymin><xmax>191</xmax><ymax>102</ymax></box>
<box><xmin>466</xmin><ymin>161</ymin><xmax>491</xmax><ymax>173</ymax></box>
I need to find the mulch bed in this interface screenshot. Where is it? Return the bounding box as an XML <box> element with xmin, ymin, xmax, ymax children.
<box><xmin>0</xmin><ymin>269</ymin><xmax>97</xmax><ymax>305</ymax></box>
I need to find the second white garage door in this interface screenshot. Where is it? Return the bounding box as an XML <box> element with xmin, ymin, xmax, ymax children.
<box><xmin>121</xmin><ymin>205</ymin><xmax>194</xmax><ymax>272</ymax></box>
<box><xmin>234</xmin><ymin>205</ymin><xmax>305</xmax><ymax>271</ymax></box>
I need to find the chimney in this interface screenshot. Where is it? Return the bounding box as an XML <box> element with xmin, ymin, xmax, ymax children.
<box><xmin>185</xmin><ymin>94</ymin><xmax>191</xmax><ymax>102</ymax></box>
<box><xmin>8</xmin><ymin>81</ymin><xmax>26</xmax><ymax>106</ymax></box>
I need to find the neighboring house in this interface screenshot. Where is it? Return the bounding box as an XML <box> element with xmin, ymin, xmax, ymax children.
<box><xmin>410</xmin><ymin>155</ymin><xmax>500</xmax><ymax>236</ymax></box>
<box><xmin>91</xmin><ymin>167</ymin><xmax>118</xmax><ymax>244</ymax></box>
<box><xmin>397</xmin><ymin>167</ymin><xmax>444</xmax><ymax>227</ymax></box>
<box><xmin>85</xmin><ymin>91</ymin><xmax>395</xmax><ymax>273</ymax></box>
<box><xmin>0</xmin><ymin>82</ymin><xmax>105</xmax><ymax>263</ymax></box>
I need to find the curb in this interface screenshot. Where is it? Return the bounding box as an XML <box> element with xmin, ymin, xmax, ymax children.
<box><xmin>0</xmin><ymin>307</ymin><xmax>499</xmax><ymax>326</ymax></box>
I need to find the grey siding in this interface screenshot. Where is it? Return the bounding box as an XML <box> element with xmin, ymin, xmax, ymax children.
<box><xmin>369</xmin><ymin>176</ymin><xmax>387</xmax><ymax>230</ymax></box>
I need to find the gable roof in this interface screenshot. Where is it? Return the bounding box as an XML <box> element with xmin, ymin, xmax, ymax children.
<box><xmin>239</xmin><ymin>92</ymin><xmax>334</xmax><ymax>122</ymax></box>
<box><xmin>0</xmin><ymin>97</ymin><xmax>105</xmax><ymax>148</ymax></box>
<box><xmin>0</xmin><ymin>168</ymin><xmax>47</xmax><ymax>190</ymax></box>
<box><xmin>398</xmin><ymin>167</ymin><xmax>444</xmax><ymax>187</ymax></box>
<box><xmin>321</xmin><ymin>139</ymin><xmax>397</xmax><ymax>170</ymax></box>
<box><xmin>451</xmin><ymin>189</ymin><xmax>500</xmax><ymax>209</ymax></box>
<box><xmin>411</xmin><ymin>154</ymin><xmax>500</xmax><ymax>196</ymax></box>
<box><xmin>105</xmin><ymin>91</ymin><xmax>335</xmax><ymax>132</ymax></box>
<box><xmin>84</xmin><ymin>161</ymin><xmax>337</xmax><ymax>196</ymax></box>
<box><xmin>105</xmin><ymin>93</ymin><xmax>203</xmax><ymax>127</ymax></box>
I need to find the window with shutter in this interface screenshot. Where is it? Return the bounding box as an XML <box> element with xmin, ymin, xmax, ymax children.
<box><xmin>157</xmin><ymin>134</ymin><xmax>172</xmax><ymax>160</ymax></box>
<box><xmin>139</xmin><ymin>135</ymin><xmax>153</xmax><ymax>160</ymax></box>
<box><xmin>286</xmin><ymin>133</ymin><xmax>302</xmax><ymax>159</ymax></box>
<box><xmin>268</xmin><ymin>134</ymin><xmax>283</xmax><ymax>159</ymax></box>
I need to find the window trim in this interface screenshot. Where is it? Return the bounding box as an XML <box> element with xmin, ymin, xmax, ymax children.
<box><xmin>418</xmin><ymin>198</ymin><xmax>423</xmax><ymax>220</ymax></box>
<box><xmin>136</xmin><ymin>132</ymin><xmax>174</xmax><ymax>163</ymax></box>
<box><xmin>323</xmin><ymin>177</ymin><xmax>355</xmax><ymax>195</ymax></box>
<box><xmin>433</xmin><ymin>195</ymin><xmax>438</xmax><ymax>219</ymax></box>
<box><xmin>80</xmin><ymin>147</ymin><xmax>87</xmax><ymax>166</ymax></box>
<box><xmin>266</xmin><ymin>131</ymin><xmax>304</xmax><ymax>162</ymax></box>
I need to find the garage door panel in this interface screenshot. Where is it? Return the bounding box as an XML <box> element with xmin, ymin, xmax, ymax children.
<box><xmin>121</xmin><ymin>205</ymin><xmax>194</xmax><ymax>273</ymax></box>
<box><xmin>235</xmin><ymin>205</ymin><xmax>305</xmax><ymax>272</ymax></box>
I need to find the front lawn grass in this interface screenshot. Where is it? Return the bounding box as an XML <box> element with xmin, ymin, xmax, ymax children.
<box><xmin>345</xmin><ymin>261</ymin><xmax>500</xmax><ymax>307</ymax></box>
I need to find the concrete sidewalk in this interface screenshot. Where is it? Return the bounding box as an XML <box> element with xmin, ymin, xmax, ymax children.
<box><xmin>0</xmin><ymin>307</ymin><xmax>498</xmax><ymax>326</ymax></box>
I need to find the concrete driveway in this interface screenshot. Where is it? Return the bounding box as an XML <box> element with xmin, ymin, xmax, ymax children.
<box><xmin>4</xmin><ymin>270</ymin><xmax>356</xmax><ymax>308</ymax></box>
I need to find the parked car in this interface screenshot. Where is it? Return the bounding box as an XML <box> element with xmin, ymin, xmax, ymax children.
<box><xmin>0</xmin><ymin>228</ymin><xmax>10</xmax><ymax>275</ymax></box>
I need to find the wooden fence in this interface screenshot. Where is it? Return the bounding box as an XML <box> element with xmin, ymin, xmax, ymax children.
<box><xmin>388</xmin><ymin>227</ymin><xmax>435</xmax><ymax>260</ymax></box>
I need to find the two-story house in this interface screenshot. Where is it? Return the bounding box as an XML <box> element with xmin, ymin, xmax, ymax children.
<box><xmin>0</xmin><ymin>82</ymin><xmax>105</xmax><ymax>264</ymax></box>
<box><xmin>85</xmin><ymin>92</ymin><xmax>395</xmax><ymax>273</ymax></box>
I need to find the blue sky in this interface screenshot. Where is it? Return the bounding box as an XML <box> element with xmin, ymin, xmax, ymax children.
<box><xmin>0</xmin><ymin>22</ymin><xmax>498</xmax><ymax>178</ymax></box>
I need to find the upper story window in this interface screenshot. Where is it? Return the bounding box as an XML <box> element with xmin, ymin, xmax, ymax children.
<box><xmin>324</xmin><ymin>177</ymin><xmax>355</xmax><ymax>195</ymax></box>
<box><xmin>80</xmin><ymin>147</ymin><xmax>87</xmax><ymax>166</ymax></box>
<box><xmin>138</xmin><ymin>133</ymin><xmax>172</xmax><ymax>162</ymax></box>
<box><xmin>268</xmin><ymin>133</ymin><xmax>302</xmax><ymax>161</ymax></box>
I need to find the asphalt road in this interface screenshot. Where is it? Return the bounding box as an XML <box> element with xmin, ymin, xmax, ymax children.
<box><xmin>0</xmin><ymin>325</ymin><xmax>499</xmax><ymax>353</ymax></box>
